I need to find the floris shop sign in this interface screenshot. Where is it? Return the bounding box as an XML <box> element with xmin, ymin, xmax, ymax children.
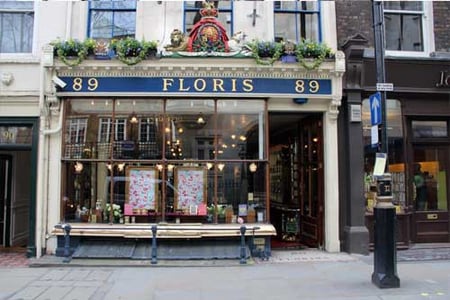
<box><xmin>58</xmin><ymin>76</ymin><xmax>332</xmax><ymax>96</ymax></box>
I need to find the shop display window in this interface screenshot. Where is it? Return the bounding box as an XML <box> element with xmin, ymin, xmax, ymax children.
<box><xmin>61</xmin><ymin>99</ymin><xmax>267</xmax><ymax>224</ymax></box>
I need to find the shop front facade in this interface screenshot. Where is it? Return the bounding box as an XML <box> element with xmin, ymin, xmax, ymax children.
<box><xmin>46</xmin><ymin>53</ymin><xmax>344</xmax><ymax>257</ymax></box>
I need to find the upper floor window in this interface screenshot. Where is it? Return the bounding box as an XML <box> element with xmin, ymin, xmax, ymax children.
<box><xmin>184</xmin><ymin>1</ymin><xmax>233</xmax><ymax>34</ymax></box>
<box><xmin>384</xmin><ymin>1</ymin><xmax>424</xmax><ymax>52</ymax></box>
<box><xmin>88</xmin><ymin>0</ymin><xmax>137</xmax><ymax>40</ymax></box>
<box><xmin>274</xmin><ymin>0</ymin><xmax>320</xmax><ymax>43</ymax></box>
<box><xmin>0</xmin><ymin>1</ymin><xmax>34</xmax><ymax>53</ymax></box>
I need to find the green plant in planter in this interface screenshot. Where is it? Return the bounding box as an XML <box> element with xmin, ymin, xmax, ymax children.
<box><xmin>247</xmin><ymin>40</ymin><xmax>283</xmax><ymax>65</ymax></box>
<box><xmin>51</xmin><ymin>38</ymin><xmax>95</xmax><ymax>67</ymax></box>
<box><xmin>295</xmin><ymin>39</ymin><xmax>334</xmax><ymax>70</ymax></box>
<box><xmin>111</xmin><ymin>37</ymin><xmax>158</xmax><ymax>65</ymax></box>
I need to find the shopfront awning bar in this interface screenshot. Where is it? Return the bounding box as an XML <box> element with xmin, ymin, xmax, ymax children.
<box><xmin>52</xmin><ymin>223</ymin><xmax>276</xmax><ymax>239</ymax></box>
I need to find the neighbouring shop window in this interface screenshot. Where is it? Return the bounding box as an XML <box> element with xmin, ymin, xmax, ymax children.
<box><xmin>274</xmin><ymin>0</ymin><xmax>320</xmax><ymax>43</ymax></box>
<box><xmin>362</xmin><ymin>99</ymin><xmax>405</xmax><ymax>213</ymax></box>
<box><xmin>61</xmin><ymin>99</ymin><xmax>267</xmax><ymax>225</ymax></box>
<box><xmin>0</xmin><ymin>1</ymin><xmax>34</xmax><ymax>53</ymax></box>
<box><xmin>88</xmin><ymin>0</ymin><xmax>136</xmax><ymax>40</ymax></box>
<box><xmin>412</xmin><ymin>151</ymin><xmax>448</xmax><ymax>212</ymax></box>
<box><xmin>184</xmin><ymin>1</ymin><xmax>233</xmax><ymax>34</ymax></box>
<box><xmin>0</xmin><ymin>126</ymin><xmax>33</xmax><ymax>146</ymax></box>
<box><xmin>411</xmin><ymin>120</ymin><xmax>449</xmax><ymax>212</ymax></box>
<box><xmin>412</xmin><ymin>121</ymin><xmax>448</xmax><ymax>138</ymax></box>
<box><xmin>384</xmin><ymin>1</ymin><xmax>427</xmax><ymax>53</ymax></box>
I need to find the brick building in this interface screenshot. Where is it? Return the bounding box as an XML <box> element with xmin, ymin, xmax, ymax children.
<box><xmin>336</xmin><ymin>0</ymin><xmax>450</xmax><ymax>254</ymax></box>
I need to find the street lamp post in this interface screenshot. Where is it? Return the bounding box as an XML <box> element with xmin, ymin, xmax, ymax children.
<box><xmin>371</xmin><ymin>0</ymin><xmax>400</xmax><ymax>289</ymax></box>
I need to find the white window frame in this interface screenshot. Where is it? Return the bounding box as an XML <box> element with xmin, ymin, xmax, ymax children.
<box><xmin>98</xmin><ymin>117</ymin><xmax>127</xmax><ymax>143</ymax></box>
<box><xmin>66</xmin><ymin>118</ymin><xmax>88</xmax><ymax>145</ymax></box>
<box><xmin>384</xmin><ymin>1</ymin><xmax>434</xmax><ymax>58</ymax></box>
<box><xmin>273</xmin><ymin>0</ymin><xmax>321</xmax><ymax>43</ymax></box>
<box><xmin>0</xmin><ymin>0</ymin><xmax>36</xmax><ymax>57</ymax></box>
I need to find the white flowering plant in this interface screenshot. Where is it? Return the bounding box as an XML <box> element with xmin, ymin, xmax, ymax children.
<box><xmin>104</xmin><ymin>203</ymin><xmax>123</xmax><ymax>223</ymax></box>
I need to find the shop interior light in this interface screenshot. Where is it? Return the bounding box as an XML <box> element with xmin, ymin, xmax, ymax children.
<box><xmin>74</xmin><ymin>162</ymin><xmax>83</xmax><ymax>173</ymax></box>
<box><xmin>197</xmin><ymin>114</ymin><xmax>205</xmax><ymax>124</ymax></box>
<box><xmin>249</xmin><ymin>162</ymin><xmax>257</xmax><ymax>173</ymax></box>
<box><xmin>130</xmin><ymin>112</ymin><xmax>138</xmax><ymax>124</ymax></box>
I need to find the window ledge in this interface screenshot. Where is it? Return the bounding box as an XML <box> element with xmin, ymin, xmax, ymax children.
<box><xmin>0</xmin><ymin>54</ymin><xmax>40</xmax><ymax>64</ymax></box>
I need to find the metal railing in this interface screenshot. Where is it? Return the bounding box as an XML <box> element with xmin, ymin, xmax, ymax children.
<box><xmin>54</xmin><ymin>223</ymin><xmax>267</xmax><ymax>264</ymax></box>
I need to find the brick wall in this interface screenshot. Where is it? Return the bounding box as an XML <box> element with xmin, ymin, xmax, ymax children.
<box><xmin>335</xmin><ymin>0</ymin><xmax>374</xmax><ymax>49</ymax></box>
<box><xmin>335</xmin><ymin>1</ymin><xmax>450</xmax><ymax>54</ymax></box>
<box><xmin>433</xmin><ymin>1</ymin><xmax>450</xmax><ymax>52</ymax></box>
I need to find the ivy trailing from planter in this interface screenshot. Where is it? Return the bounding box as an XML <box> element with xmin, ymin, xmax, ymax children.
<box><xmin>295</xmin><ymin>39</ymin><xmax>334</xmax><ymax>70</ymax></box>
<box><xmin>51</xmin><ymin>38</ymin><xmax>95</xmax><ymax>67</ymax></box>
<box><xmin>247</xmin><ymin>40</ymin><xmax>283</xmax><ymax>66</ymax></box>
<box><xmin>111</xmin><ymin>37</ymin><xmax>158</xmax><ymax>65</ymax></box>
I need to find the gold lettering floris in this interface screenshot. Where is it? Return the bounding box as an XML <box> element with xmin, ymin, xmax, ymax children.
<box><xmin>162</xmin><ymin>78</ymin><xmax>254</xmax><ymax>92</ymax></box>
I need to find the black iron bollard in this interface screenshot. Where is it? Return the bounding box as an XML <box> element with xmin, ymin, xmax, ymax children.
<box><xmin>151</xmin><ymin>225</ymin><xmax>157</xmax><ymax>264</ymax></box>
<box><xmin>240</xmin><ymin>226</ymin><xmax>247</xmax><ymax>264</ymax></box>
<box><xmin>372</xmin><ymin>173</ymin><xmax>400</xmax><ymax>288</ymax></box>
<box><xmin>62</xmin><ymin>224</ymin><xmax>72</xmax><ymax>263</ymax></box>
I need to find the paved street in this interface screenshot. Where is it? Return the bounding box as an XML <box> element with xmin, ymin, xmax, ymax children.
<box><xmin>0</xmin><ymin>248</ymin><xmax>449</xmax><ymax>300</ymax></box>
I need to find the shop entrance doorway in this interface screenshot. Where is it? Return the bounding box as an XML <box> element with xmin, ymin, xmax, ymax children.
<box><xmin>408</xmin><ymin>119</ymin><xmax>450</xmax><ymax>243</ymax></box>
<box><xmin>269</xmin><ymin>113</ymin><xmax>324</xmax><ymax>249</ymax></box>
<box><xmin>410</xmin><ymin>145</ymin><xmax>450</xmax><ymax>243</ymax></box>
<box><xmin>0</xmin><ymin>152</ymin><xmax>30</xmax><ymax>248</ymax></box>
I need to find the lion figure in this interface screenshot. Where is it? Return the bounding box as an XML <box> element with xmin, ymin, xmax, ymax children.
<box><xmin>164</xmin><ymin>29</ymin><xmax>189</xmax><ymax>52</ymax></box>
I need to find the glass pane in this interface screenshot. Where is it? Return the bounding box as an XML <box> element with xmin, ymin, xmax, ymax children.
<box><xmin>0</xmin><ymin>1</ymin><xmax>34</xmax><ymax>9</ymax></box>
<box><xmin>384</xmin><ymin>1</ymin><xmax>422</xmax><ymax>11</ymax></box>
<box><xmin>112</xmin><ymin>11</ymin><xmax>136</xmax><ymax>38</ymax></box>
<box><xmin>412</xmin><ymin>121</ymin><xmax>448</xmax><ymax>138</ymax></box>
<box><xmin>0</xmin><ymin>126</ymin><xmax>32</xmax><ymax>145</ymax></box>
<box><xmin>90</xmin><ymin>10</ymin><xmax>135</xmax><ymax>39</ymax></box>
<box><xmin>63</xmin><ymin>161</ymin><xmax>165</xmax><ymax>223</ymax></box>
<box><xmin>0</xmin><ymin>12</ymin><xmax>34</xmax><ymax>53</ymax></box>
<box><xmin>64</xmin><ymin>99</ymin><xmax>165</xmax><ymax>160</ymax></box>
<box><xmin>385</xmin><ymin>13</ymin><xmax>423</xmax><ymax>51</ymax></box>
<box><xmin>413</xmin><ymin>148</ymin><xmax>448</xmax><ymax>212</ymax></box>
<box><xmin>217</xmin><ymin>100</ymin><xmax>265</xmax><ymax>160</ymax></box>
<box><xmin>165</xmin><ymin>100</ymin><xmax>214</xmax><ymax>160</ymax></box>
<box><xmin>90</xmin><ymin>11</ymin><xmax>113</xmax><ymax>39</ymax></box>
<box><xmin>274</xmin><ymin>12</ymin><xmax>319</xmax><ymax>42</ymax></box>
<box><xmin>276</xmin><ymin>1</ymin><xmax>318</xmax><ymax>11</ymax></box>
<box><xmin>91</xmin><ymin>0</ymin><xmax>136</xmax><ymax>10</ymax></box>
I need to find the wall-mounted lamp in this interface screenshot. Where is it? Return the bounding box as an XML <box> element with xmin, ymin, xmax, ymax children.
<box><xmin>117</xmin><ymin>163</ymin><xmax>125</xmax><ymax>172</ymax></box>
<box><xmin>218</xmin><ymin>163</ymin><xmax>225</xmax><ymax>171</ymax></box>
<box><xmin>249</xmin><ymin>162</ymin><xmax>257</xmax><ymax>173</ymax></box>
<box><xmin>293</xmin><ymin>98</ymin><xmax>308</xmax><ymax>104</ymax></box>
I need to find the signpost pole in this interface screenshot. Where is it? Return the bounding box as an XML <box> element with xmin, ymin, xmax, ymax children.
<box><xmin>371</xmin><ymin>0</ymin><xmax>400</xmax><ymax>289</ymax></box>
